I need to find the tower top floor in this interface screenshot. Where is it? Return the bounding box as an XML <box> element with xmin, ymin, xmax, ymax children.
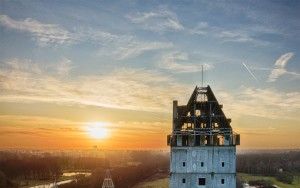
<box><xmin>167</xmin><ymin>85</ymin><xmax>240</xmax><ymax>147</ymax></box>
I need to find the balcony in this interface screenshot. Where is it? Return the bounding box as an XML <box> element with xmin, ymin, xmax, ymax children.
<box><xmin>167</xmin><ymin>130</ymin><xmax>240</xmax><ymax>147</ymax></box>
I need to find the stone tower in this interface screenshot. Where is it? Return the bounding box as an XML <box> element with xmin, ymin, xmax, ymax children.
<box><xmin>167</xmin><ymin>85</ymin><xmax>240</xmax><ymax>188</ymax></box>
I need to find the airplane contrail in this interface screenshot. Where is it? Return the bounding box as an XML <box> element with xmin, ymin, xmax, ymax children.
<box><xmin>242</xmin><ymin>62</ymin><xmax>258</xmax><ymax>81</ymax></box>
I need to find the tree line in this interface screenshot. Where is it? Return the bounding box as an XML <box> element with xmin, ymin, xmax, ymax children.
<box><xmin>237</xmin><ymin>151</ymin><xmax>300</xmax><ymax>175</ymax></box>
<box><xmin>60</xmin><ymin>151</ymin><xmax>170</xmax><ymax>188</ymax></box>
<box><xmin>0</xmin><ymin>150</ymin><xmax>299</xmax><ymax>187</ymax></box>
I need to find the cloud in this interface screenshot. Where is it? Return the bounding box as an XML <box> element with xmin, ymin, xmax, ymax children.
<box><xmin>0</xmin><ymin>115</ymin><xmax>84</xmax><ymax>140</ymax></box>
<box><xmin>189</xmin><ymin>22</ymin><xmax>209</xmax><ymax>35</ymax></box>
<box><xmin>190</xmin><ymin>22</ymin><xmax>269</xmax><ymax>46</ymax></box>
<box><xmin>74</xmin><ymin>27</ymin><xmax>173</xmax><ymax>59</ymax></box>
<box><xmin>0</xmin><ymin>115</ymin><xmax>79</xmax><ymax>127</ymax></box>
<box><xmin>75</xmin><ymin>27</ymin><xmax>174</xmax><ymax>59</ymax></box>
<box><xmin>71</xmin><ymin>68</ymin><xmax>190</xmax><ymax>111</ymax></box>
<box><xmin>0</xmin><ymin>14</ymin><xmax>119</xmax><ymax>47</ymax></box>
<box><xmin>0</xmin><ymin>15</ymin><xmax>73</xmax><ymax>46</ymax></box>
<box><xmin>0</xmin><ymin>58</ymin><xmax>190</xmax><ymax>112</ymax></box>
<box><xmin>76</xmin><ymin>28</ymin><xmax>118</xmax><ymax>43</ymax></box>
<box><xmin>159</xmin><ymin>52</ymin><xmax>214</xmax><ymax>73</ymax></box>
<box><xmin>107</xmin><ymin>40</ymin><xmax>173</xmax><ymax>60</ymax></box>
<box><xmin>217</xmin><ymin>86</ymin><xmax>300</xmax><ymax>120</ymax></box>
<box><xmin>127</xmin><ymin>8</ymin><xmax>184</xmax><ymax>32</ymax></box>
<box><xmin>0</xmin><ymin>15</ymin><xmax>172</xmax><ymax>58</ymax></box>
<box><xmin>56</xmin><ymin>58</ymin><xmax>73</xmax><ymax>76</ymax></box>
<box><xmin>0</xmin><ymin>114</ymin><xmax>169</xmax><ymax>137</ymax></box>
<box><xmin>1</xmin><ymin>59</ymin><xmax>298</xmax><ymax>120</ymax></box>
<box><xmin>268</xmin><ymin>52</ymin><xmax>297</xmax><ymax>82</ymax></box>
<box><xmin>217</xmin><ymin>30</ymin><xmax>254</xmax><ymax>43</ymax></box>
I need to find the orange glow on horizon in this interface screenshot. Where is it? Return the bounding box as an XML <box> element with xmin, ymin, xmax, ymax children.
<box><xmin>0</xmin><ymin>107</ymin><xmax>300</xmax><ymax>150</ymax></box>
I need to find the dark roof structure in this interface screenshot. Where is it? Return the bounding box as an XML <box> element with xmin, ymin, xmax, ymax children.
<box><xmin>175</xmin><ymin>85</ymin><xmax>231</xmax><ymax>131</ymax></box>
<box><xmin>168</xmin><ymin>85</ymin><xmax>240</xmax><ymax>147</ymax></box>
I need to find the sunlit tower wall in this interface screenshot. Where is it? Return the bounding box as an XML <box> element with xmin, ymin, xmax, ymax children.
<box><xmin>167</xmin><ymin>85</ymin><xmax>240</xmax><ymax>188</ymax></box>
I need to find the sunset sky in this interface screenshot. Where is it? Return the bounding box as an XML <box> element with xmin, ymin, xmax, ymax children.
<box><xmin>0</xmin><ymin>0</ymin><xmax>299</xmax><ymax>150</ymax></box>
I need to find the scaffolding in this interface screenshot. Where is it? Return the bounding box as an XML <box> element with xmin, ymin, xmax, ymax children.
<box><xmin>167</xmin><ymin>85</ymin><xmax>240</xmax><ymax>147</ymax></box>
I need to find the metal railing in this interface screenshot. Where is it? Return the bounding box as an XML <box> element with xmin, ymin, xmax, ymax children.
<box><xmin>167</xmin><ymin>131</ymin><xmax>240</xmax><ymax>147</ymax></box>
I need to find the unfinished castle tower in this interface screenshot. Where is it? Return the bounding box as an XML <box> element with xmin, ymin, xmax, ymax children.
<box><xmin>167</xmin><ymin>85</ymin><xmax>240</xmax><ymax>188</ymax></box>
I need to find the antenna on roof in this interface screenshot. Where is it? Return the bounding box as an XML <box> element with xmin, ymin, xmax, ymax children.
<box><xmin>201</xmin><ymin>64</ymin><xmax>204</xmax><ymax>87</ymax></box>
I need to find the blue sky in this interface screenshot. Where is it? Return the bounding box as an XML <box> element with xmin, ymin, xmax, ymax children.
<box><xmin>0</xmin><ymin>0</ymin><xmax>299</xmax><ymax>149</ymax></box>
<box><xmin>1</xmin><ymin>1</ymin><xmax>299</xmax><ymax>88</ymax></box>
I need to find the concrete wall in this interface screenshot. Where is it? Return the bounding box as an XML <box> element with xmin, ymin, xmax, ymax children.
<box><xmin>170</xmin><ymin>146</ymin><xmax>236</xmax><ymax>188</ymax></box>
<box><xmin>170</xmin><ymin>173</ymin><xmax>236</xmax><ymax>188</ymax></box>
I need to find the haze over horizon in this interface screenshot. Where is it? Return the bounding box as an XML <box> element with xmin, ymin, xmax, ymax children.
<box><xmin>0</xmin><ymin>0</ymin><xmax>299</xmax><ymax>150</ymax></box>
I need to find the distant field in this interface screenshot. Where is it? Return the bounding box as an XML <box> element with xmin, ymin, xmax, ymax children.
<box><xmin>238</xmin><ymin>173</ymin><xmax>300</xmax><ymax>188</ymax></box>
<box><xmin>134</xmin><ymin>174</ymin><xmax>300</xmax><ymax>188</ymax></box>
<box><xmin>133</xmin><ymin>178</ymin><xmax>169</xmax><ymax>188</ymax></box>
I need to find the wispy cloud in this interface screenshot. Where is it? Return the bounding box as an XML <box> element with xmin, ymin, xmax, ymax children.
<box><xmin>0</xmin><ymin>15</ymin><xmax>73</xmax><ymax>46</ymax></box>
<box><xmin>218</xmin><ymin>86</ymin><xmax>300</xmax><ymax>120</ymax></box>
<box><xmin>159</xmin><ymin>52</ymin><xmax>213</xmax><ymax>73</ymax></box>
<box><xmin>0</xmin><ymin>114</ymin><xmax>169</xmax><ymax>136</ymax></box>
<box><xmin>73</xmin><ymin>27</ymin><xmax>173</xmax><ymax>59</ymax></box>
<box><xmin>268</xmin><ymin>52</ymin><xmax>299</xmax><ymax>82</ymax></box>
<box><xmin>76</xmin><ymin>28</ymin><xmax>118</xmax><ymax>43</ymax></box>
<box><xmin>127</xmin><ymin>8</ymin><xmax>184</xmax><ymax>32</ymax></box>
<box><xmin>76</xmin><ymin>27</ymin><xmax>173</xmax><ymax>60</ymax></box>
<box><xmin>1</xmin><ymin>58</ymin><xmax>299</xmax><ymax>122</ymax></box>
<box><xmin>0</xmin><ymin>15</ymin><xmax>173</xmax><ymax>58</ymax></box>
<box><xmin>0</xmin><ymin>58</ymin><xmax>190</xmax><ymax>112</ymax></box>
<box><xmin>113</xmin><ymin>40</ymin><xmax>173</xmax><ymax>60</ymax></box>
<box><xmin>217</xmin><ymin>30</ymin><xmax>254</xmax><ymax>43</ymax></box>
<box><xmin>190</xmin><ymin>22</ymin><xmax>269</xmax><ymax>46</ymax></box>
<box><xmin>242</xmin><ymin>62</ymin><xmax>258</xmax><ymax>81</ymax></box>
<box><xmin>0</xmin><ymin>114</ymin><xmax>170</xmax><ymax>149</ymax></box>
<box><xmin>0</xmin><ymin>115</ymin><xmax>79</xmax><ymax>127</ymax></box>
<box><xmin>55</xmin><ymin>58</ymin><xmax>73</xmax><ymax>76</ymax></box>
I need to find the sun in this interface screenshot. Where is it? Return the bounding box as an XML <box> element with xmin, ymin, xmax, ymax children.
<box><xmin>85</xmin><ymin>122</ymin><xmax>110</xmax><ymax>139</ymax></box>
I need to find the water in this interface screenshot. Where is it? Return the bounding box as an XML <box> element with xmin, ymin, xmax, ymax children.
<box><xmin>29</xmin><ymin>172</ymin><xmax>91</xmax><ymax>188</ymax></box>
<box><xmin>30</xmin><ymin>180</ymin><xmax>74</xmax><ymax>188</ymax></box>
<box><xmin>243</xmin><ymin>183</ymin><xmax>257</xmax><ymax>188</ymax></box>
<box><xmin>62</xmin><ymin>172</ymin><xmax>91</xmax><ymax>177</ymax></box>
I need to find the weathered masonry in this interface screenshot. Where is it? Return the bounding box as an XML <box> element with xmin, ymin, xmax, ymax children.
<box><xmin>167</xmin><ymin>85</ymin><xmax>240</xmax><ymax>188</ymax></box>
